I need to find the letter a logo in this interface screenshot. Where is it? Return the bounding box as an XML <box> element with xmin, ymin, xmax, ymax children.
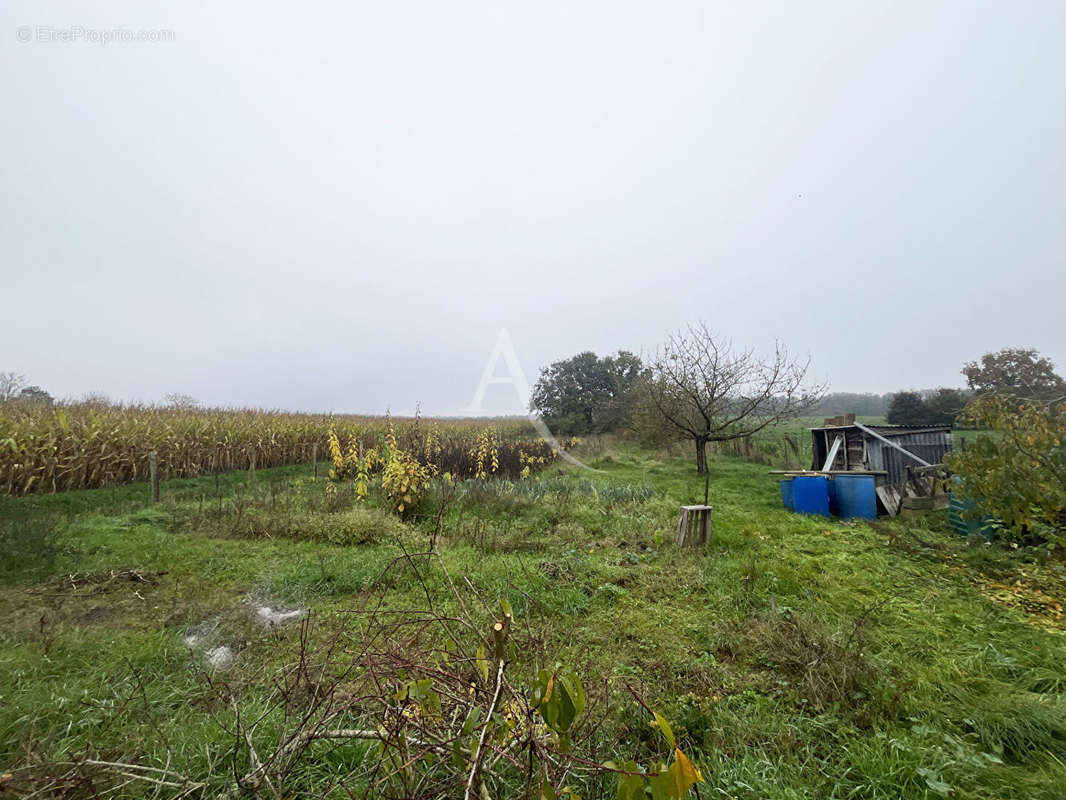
<box><xmin>462</xmin><ymin>328</ymin><xmax>530</xmax><ymax>416</ymax></box>
<box><xmin>463</xmin><ymin>329</ymin><xmax>594</xmax><ymax>471</ymax></box>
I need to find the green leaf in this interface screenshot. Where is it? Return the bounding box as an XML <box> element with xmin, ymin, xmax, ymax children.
<box><xmin>652</xmin><ymin>712</ymin><xmax>676</xmax><ymax>749</ymax></box>
<box><xmin>555</xmin><ymin>679</ymin><xmax>578</xmax><ymax>732</ymax></box>
<box><xmin>917</xmin><ymin>768</ymin><xmax>952</xmax><ymax>796</ymax></box>
<box><xmin>450</xmin><ymin>738</ymin><xmax>464</xmax><ymax>769</ymax></box>
<box><xmin>615</xmin><ymin>762</ymin><xmax>645</xmax><ymax>800</ymax></box>
<box><xmin>561</xmin><ymin>672</ymin><xmax>586</xmax><ymax>716</ymax></box>
<box><xmin>461</xmin><ymin>706</ymin><xmax>482</xmax><ymax>737</ymax></box>
<box><xmin>648</xmin><ymin>769</ymin><xmax>673</xmax><ymax>800</ymax></box>
<box><xmin>541</xmin><ymin>772</ymin><xmax>559</xmax><ymax>800</ymax></box>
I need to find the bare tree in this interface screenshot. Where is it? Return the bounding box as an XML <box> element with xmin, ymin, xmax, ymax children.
<box><xmin>161</xmin><ymin>392</ymin><xmax>200</xmax><ymax>409</ymax></box>
<box><xmin>640</xmin><ymin>324</ymin><xmax>826</xmax><ymax>473</ymax></box>
<box><xmin>79</xmin><ymin>392</ymin><xmax>113</xmax><ymax>407</ymax></box>
<box><xmin>0</xmin><ymin>372</ymin><xmax>25</xmax><ymax>403</ymax></box>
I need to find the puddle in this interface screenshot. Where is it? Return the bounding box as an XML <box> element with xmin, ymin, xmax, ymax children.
<box><xmin>182</xmin><ymin>618</ymin><xmax>220</xmax><ymax>648</ymax></box>
<box><xmin>205</xmin><ymin>646</ymin><xmax>235</xmax><ymax>669</ymax></box>
<box><xmin>255</xmin><ymin>605</ymin><xmax>304</xmax><ymax>627</ymax></box>
<box><xmin>179</xmin><ymin>597</ymin><xmax>303</xmax><ymax>673</ymax></box>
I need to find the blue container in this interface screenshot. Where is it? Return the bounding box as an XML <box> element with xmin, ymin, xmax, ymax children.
<box><xmin>827</xmin><ymin>477</ymin><xmax>839</xmax><ymax>516</ymax></box>
<box><xmin>792</xmin><ymin>476</ymin><xmax>830</xmax><ymax>516</ymax></box>
<box><xmin>949</xmin><ymin>492</ymin><xmax>981</xmax><ymax>535</ymax></box>
<box><xmin>949</xmin><ymin>484</ymin><xmax>997</xmax><ymax>537</ymax></box>
<box><xmin>834</xmin><ymin>475</ymin><xmax>877</xmax><ymax>519</ymax></box>
<box><xmin>780</xmin><ymin>478</ymin><xmax>794</xmax><ymax>510</ymax></box>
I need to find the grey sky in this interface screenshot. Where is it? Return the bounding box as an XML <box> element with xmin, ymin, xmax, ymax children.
<box><xmin>2</xmin><ymin>1</ymin><xmax>1064</xmax><ymax>415</ymax></box>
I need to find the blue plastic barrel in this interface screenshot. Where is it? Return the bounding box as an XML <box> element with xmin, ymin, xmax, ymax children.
<box><xmin>949</xmin><ymin>484</ymin><xmax>997</xmax><ymax>537</ymax></box>
<box><xmin>780</xmin><ymin>478</ymin><xmax>794</xmax><ymax>510</ymax></box>
<box><xmin>827</xmin><ymin>477</ymin><xmax>839</xmax><ymax>516</ymax></box>
<box><xmin>834</xmin><ymin>475</ymin><xmax>877</xmax><ymax>519</ymax></box>
<box><xmin>792</xmin><ymin>476</ymin><xmax>830</xmax><ymax>516</ymax></box>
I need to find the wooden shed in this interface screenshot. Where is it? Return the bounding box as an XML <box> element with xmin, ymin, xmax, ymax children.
<box><xmin>810</xmin><ymin>418</ymin><xmax>953</xmax><ymax>489</ymax></box>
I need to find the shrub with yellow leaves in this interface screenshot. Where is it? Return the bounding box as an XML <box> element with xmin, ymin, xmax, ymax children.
<box><xmin>381</xmin><ymin>445</ymin><xmax>436</xmax><ymax>515</ymax></box>
<box><xmin>323</xmin><ymin>419</ymin><xmax>573</xmax><ymax>513</ymax></box>
<box><xmin>327</xmin><ymin>423</ymin><xmax>344</xmax><ymax>480</ymax></box>
<box><xmin>470</xmin><ymin>428</ymin><xmax>500</xmax><ymax>480</ymax></box>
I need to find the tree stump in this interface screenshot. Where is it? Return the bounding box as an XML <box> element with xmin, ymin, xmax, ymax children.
<box><xmin>676</xmin><ymin>504</ymin><xmax>712</xmax><ymax>547</ymax></box>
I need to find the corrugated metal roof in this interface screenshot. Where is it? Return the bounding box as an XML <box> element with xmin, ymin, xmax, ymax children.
<box><xmin>866</xmin><ymin>425</ymin><xmax>953</xmax><ymax>437</ymax></box>
<box><xmin>811</xmin><ymin>423</ymin><xmax>952</xmax><ymax>433</ymax></box>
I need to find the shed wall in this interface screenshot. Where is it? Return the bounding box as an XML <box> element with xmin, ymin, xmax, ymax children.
<box><xmin>865</xmin><ymin>431</ymin><xmax>952</xmax><ymax>486</ymax></box>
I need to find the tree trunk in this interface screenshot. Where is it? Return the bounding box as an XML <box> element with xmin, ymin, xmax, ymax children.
<box><xmin>695</xmin><ymin>437</ymin><xmax>708</xmax><ymax>474</ymax></box>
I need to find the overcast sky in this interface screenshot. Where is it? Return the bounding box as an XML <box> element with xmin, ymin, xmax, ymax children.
<box><xmin>2</xmin><ymin>1</ymin><xmax>1064</xmax><ymax>415</ymax></box>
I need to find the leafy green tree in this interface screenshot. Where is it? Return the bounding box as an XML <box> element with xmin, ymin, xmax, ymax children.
<box><xmin>17</xmin><ymin>386</ymin><xmax>53</xmax><ymax>406</ymax></box>
<box><xmin>886</xmin><ymin>391</ymin><xmax>928</xmax><ymax>425</ymax></box>
<box><xmin>529</xmin><ymin>351</ymin><xmax>646</xmax><ymax>435</ymax></box>
<box><xmin>963</xmin><ymin>348</ymin><xmax>1066</xmax><ymax>404</ymax></box>
<box><xmin>946</xmin><ymin>395</ymin><xmax>1066</xmax><ymax>544</ymax></box>
<box><xmin>924</xmin><ymin>388</ymin><xmax>967</xmax><ymax>426</ymax></box>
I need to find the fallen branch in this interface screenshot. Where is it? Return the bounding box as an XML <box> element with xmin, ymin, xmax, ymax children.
<box><xmin>464</xmin><ymin>615</ymin><xmax>511</xmax><ymax>800</ymax></box>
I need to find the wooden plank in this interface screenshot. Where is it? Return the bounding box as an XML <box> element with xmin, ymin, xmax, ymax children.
<box><xmin>148</xmin><ymin>450</ymin><xmax>159</xmax><ymax>504</ymax></box>
<box><xmin>822</xmin><ymin>435</ymin><xmax>843</xmax><ymax>471</ymax></box>
<box><xmin>876</xmin><ymin>485</ymin><xmax>903</xmax><ymax>517</ymax></box>
<box><xmin>676</xmin><ymin>508</ymin><xmax>689</xmax><ymax>546</ymax></box>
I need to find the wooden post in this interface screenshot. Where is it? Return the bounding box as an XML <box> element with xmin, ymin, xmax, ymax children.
<box><xmin>148</xmin><ymin>450</ymin><xmax>159</xmax><ymax>504</ymax></box>
<box><xmin>312</xmin><ymin>442</ymin><xmax>318</xmax><ymax>480</ymax></box>
<box><xmin>248</xmin><ymin>446</ymin><xmax>257</xmax><ymax>482</ymax></box>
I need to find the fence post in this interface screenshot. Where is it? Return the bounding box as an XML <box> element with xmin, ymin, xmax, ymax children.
<box><xmin>312</xmin><ymin>442</ymin><xmax>318</xmax><ymax>480</ymax></box>
<box><xmin>148</xmin><ymin>450</ymin><xmax>159</xmax><ymax>504</ymax></box>
<box><xmin>249</xmin><ymin>446</ymin><xmax>257</xmax><ymax>482</ymax></box>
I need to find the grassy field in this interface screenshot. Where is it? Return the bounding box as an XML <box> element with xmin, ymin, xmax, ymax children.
<box><xmin>2</xmin><ymin>441</ymin><xmax>1065</xmax><ymax>798</ymax></box>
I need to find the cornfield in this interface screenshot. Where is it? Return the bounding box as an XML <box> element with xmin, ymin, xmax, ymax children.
<box><xmin>0</xmin><ymin>402</ymin><xmax>558</xmax><ymax>496</ymax></box>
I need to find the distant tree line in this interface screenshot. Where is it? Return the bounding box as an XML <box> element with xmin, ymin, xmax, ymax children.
<box><xmin>1</xmin><ymin>372</ymin><xmax>203</xmax><ymax>410</ymax></box>
<box><xmin>809</xmin><ymin>392</ymin><xmax>892</xmax><ymax>417</ymax></box>
<box><xmin>885</xmin><ymin>388</ymin><xmax>968</xmax><ymax>426</ymax></box>
<box><xmin>0</xmin><ymin>372</ymin><xmax>53</xmax><ymax>407</ymax></box>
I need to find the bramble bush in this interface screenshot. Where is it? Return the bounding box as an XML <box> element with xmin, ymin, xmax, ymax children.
<box><xmin>946</xmin><ymin>395</ymin><xmax>1066</xmax><ymax>545</ymax></box>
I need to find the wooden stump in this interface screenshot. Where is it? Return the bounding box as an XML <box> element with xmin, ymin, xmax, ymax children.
<box><xmin>676</xmin><ymin>504</ymin><xmax>712</xmax><ymax>547</ymax></box>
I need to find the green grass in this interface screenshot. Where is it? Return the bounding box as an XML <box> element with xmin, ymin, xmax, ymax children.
<box><xmin>1</xmin><ymin>442</ymin><xmax>1064</xmax><ymax>798</ymax></box>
